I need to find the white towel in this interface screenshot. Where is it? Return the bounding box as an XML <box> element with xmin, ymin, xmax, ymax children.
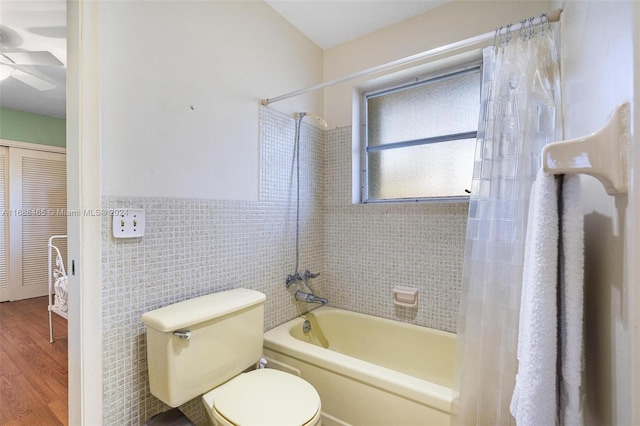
<box><xmin>559</xmin><ymin>174</ymin><xmax>584</xmax><ymax>426</ymax></box>
<box><xmin>510</xmin><ymin>170</ymin><xmax>559</xmax><ymax>426</ymax></box>
<box><xmin>510</xmin><ymin>170</ymin><xmax>585</xmax><ymax>426</ymax></box>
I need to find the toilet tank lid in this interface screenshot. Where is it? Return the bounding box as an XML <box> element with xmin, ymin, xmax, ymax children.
<box><xmin>141</xmin><ymin>288</ymin><xmax>266</xmax><ymax>332</ymax></box>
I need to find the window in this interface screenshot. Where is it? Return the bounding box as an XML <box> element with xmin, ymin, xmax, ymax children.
<box><xmin>361</xmin><ymin>65</ymin><xmax>481</xmax><ymax>202</ymax></box>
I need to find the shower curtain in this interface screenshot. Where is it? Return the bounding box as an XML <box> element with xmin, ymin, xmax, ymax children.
<box><xmin>453</xmin><ymin>24</ymin><xmax>562</xmax><ymax>425</ymax></box>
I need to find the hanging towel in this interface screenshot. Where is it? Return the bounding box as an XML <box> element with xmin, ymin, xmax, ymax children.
<box><xmin>510</xmin><ymin>170</ymin><xmax>585</xmax><ymax>426</ymax></box>
<box><xmin>559</xmin><ymin>174</ymin><xmax>584</xmax><ymax>426</ymax></box>
<box><xmin>510</xmin><ymin>170</ymin><xmax>559</xmax><ymax>426</ymax></box>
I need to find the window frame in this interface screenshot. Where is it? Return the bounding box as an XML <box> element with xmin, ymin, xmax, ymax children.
<box><xmin>359</xmin><ymin>61</ymin><xmax>482</xmax><ymax>204</ymax></box>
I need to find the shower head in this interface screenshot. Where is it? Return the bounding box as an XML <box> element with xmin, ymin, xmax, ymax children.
<box><xmin>295</xmin><ymin>112</ymin><xmax>327</xmax><ymax>129</ymax></box>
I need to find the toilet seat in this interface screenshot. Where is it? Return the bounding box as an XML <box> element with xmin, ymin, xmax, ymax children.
<box><xmin>203</xmin><ymin>369</ymin><xmax>321</xmax><ymax>426</ymax></box>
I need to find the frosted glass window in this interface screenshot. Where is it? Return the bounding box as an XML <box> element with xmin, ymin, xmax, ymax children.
<box><xmin>368</xmin><ymin>138</ymin><xmax>476</xmax><ymax>199</ymax></box>
<box><xmin>364</xmin><ymin>67</ymin><xmax>481</xmax><ymax>202</ymax></box>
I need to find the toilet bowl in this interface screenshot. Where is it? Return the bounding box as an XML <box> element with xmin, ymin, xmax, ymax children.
<box><xmin>141</xmin><ymin>288</ymin><xmax>322</xmax><ymax>426</ymax></box>
<box><xmin>202</xmin><ymin>369</ymin><xmax>321</xmax><ymax>426</ymax></box>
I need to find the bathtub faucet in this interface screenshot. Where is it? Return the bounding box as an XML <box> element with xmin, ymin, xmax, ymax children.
<box><xmin>286</xmin><ymin>270</ymin><xmax>320</xmax><ymax>289</ymax></box>
<box><xmin>295</xmin><ymin>290</ymin><xmax>328</xmax><ymax>305</ymax></box>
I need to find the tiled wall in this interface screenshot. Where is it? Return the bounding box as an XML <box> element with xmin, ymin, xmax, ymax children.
<box><xmin>101</xmin><ymin>107</ymin><xmax>325</xmax><ymax>425</ymax></box>
<box><xmin>323</xmin><ymin>126</ymin><xmax>467</xmax><ymax>332</ymax></box>
<box><xmin>101</xmin><ymin>106</ymin><xmax>468</xmax><ymax>425</ymax></box>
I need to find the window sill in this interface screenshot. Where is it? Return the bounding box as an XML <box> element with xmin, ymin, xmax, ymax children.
<box><xmin>361</xmin><ymin>195</ymin><xmax>470</xmax><ymax>204</ymax></box>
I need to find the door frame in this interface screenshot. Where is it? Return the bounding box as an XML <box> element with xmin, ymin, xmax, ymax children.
<box><xmin>67</xmin><ymin>1</ymin><xmax>102</xmax><ymax>424</ymax></box>
<box><xmin>0</xmin><ymin>139</ymin><xmax>66</xmax><ymax>154</ymax></box>
<box><xmin>0</xmin><ymin>146</ymin><xmax>7</xmax><ymax>302</ymax></box>
<box><xmin>631</xmin><ymin>2</ymin><xmax>640</xmax><ymax>423</ymax></box>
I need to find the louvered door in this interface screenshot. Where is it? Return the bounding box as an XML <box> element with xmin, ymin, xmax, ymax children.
<box><xmin>9</xmin><ymin>148</ymin><xmax>67</xmax><ymax>301</ymax></box>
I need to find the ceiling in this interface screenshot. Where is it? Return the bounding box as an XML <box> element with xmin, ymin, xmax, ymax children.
<box><xmin>265</xmin><ymin>0</ymin><xmax>449</xmax><ymax>49</ymax></box>
<box><xmin>0</xmin><ymin>0</ymin><xmax>447</xmax><ymax>119</ymax></box>
<box><xmin>0</xmin><ymin>0</ymin><xmax>66</xmax><ymax>119</ymax></box>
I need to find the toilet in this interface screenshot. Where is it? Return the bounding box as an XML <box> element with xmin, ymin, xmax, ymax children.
<box><xmin>141</xmin><ymin>288</ymin><xmax>321</xmax><ymax>426</ymax></box>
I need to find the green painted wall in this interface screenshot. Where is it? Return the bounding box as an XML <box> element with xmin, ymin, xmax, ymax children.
<box><xmin>0</xmin><ymin>107</ymin><xmax>66</xmax><ymax>147</ymax></box>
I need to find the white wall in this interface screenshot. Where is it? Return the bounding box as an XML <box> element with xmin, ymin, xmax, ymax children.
<box><xmin>322</xmin><ymin>1</ymin><xmax>550</xmax><ymax>127</ymax></box>
<box><xmin>100</xmin><ymin>0</ymin><xmax>323</xmax><ymax>201</ymax></box>
<box><xmin>560</xmin><ymin>2</ymin><xmax>636</xmax><ymax>424</ymax></box>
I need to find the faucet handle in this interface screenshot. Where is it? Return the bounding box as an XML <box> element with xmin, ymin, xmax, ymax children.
<box><xmin>303</xmin><ymin>270</ymin><xmax>320</xmax><ymax>279</ymax></box>
<box><xmin>285</xmin><ymin>274</ymin><xmax>296</xmax><ymax>288</ymax></box>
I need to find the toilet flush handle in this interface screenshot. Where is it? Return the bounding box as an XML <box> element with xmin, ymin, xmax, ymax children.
<box><xmin>173</xmin><ymin>330</ymin><xmax>192</xmax><ymax>340</ymax></box>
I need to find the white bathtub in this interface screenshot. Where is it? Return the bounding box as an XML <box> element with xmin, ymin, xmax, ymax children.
<box><xmin>263</xmin><ymin>306</ymin><xmax>456</xmax><ymax>426</ymax></box>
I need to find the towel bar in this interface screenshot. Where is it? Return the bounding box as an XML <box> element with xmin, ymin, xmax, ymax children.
<box><xmin>542</xmin><ymin>102</ymin><xmax>631</xmax><ymax>195</ymax></box>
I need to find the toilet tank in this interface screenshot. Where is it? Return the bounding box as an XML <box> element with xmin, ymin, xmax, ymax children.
<box><xmin>141</xmin><ymin>288</ymin><xmax>266</xmax><ymax>407</ymax></box>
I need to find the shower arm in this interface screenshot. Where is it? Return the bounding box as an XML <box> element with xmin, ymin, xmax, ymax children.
<box><xmin>295</xmin><ymin>112</ymin><xmax>327</xmax><ymax>129</ymax></box>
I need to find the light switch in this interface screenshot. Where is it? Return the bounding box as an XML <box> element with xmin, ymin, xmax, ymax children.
<box><xmin>113</xmin><ymin>209</ymin><xmax>145</xmax><ymax>238</ymax></box>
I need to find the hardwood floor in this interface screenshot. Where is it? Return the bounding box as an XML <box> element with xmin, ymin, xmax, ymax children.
<box><xmin>0</xmin><ymin>296</ymin><xmax>68</xmax><ymax>425</ymax></box>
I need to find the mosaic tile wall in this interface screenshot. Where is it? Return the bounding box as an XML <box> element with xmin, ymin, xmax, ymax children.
<box><xmin>101</xmin><ymin>106</ymin><xmax>469</xmax><ymax>425</ymax></box>
<box><xmin>322</xmin><ymin>126</ymin><xmax>468</xmax><ymax>332</ymax></box>
<box><xmin>101</xmin><ymin>106</ymin><xmax>325</xmax><ymax>425</ymax></box>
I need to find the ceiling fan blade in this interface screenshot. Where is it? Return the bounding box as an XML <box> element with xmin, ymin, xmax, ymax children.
<box><xmin>1</xmin><ymin>51</ymin><xmax>63</xmax><ymax>66</ymax></box>
<box><xmin>11</xmin><ymin>69</ymin><xmax>56</xmax><ymax>91</ymax></box>
<box><xmin>0</xmin><ymin>25</ymin><xmax>23</xmax><ymax>50</ymax></box>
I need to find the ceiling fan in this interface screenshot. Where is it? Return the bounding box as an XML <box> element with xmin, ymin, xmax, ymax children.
<box><xmin>0</xmin><ymin>30</ymin><xmax>63</xmax><ymax>91</ymax></box>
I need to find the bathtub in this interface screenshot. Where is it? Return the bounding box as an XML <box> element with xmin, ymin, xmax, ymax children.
<box><xmin>263</xmin><ymin>306</ymin><xmax>456</xmax><ymax>426</ymax></box>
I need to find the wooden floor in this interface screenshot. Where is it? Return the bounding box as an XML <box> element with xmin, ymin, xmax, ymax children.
<box><xmin>0</xmin><ymin>296</ymin><xmax>68</xmax><ymax>425</ymax></box>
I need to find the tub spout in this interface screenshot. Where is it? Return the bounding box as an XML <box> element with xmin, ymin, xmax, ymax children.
<box><xmin>295</xmin><ymin>290</ymin><xmax>328</xmax><ymax>305</ymax></box>
<box><xmin>312</xmin><ymin>295</ymin><xmax>329</xmax><ymax>305</ymax></box>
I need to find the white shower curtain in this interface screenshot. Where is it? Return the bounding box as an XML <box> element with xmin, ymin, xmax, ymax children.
<box><xmin>453</xmin><ymin>25</ymin><xmax>562</xmax><ymax>425</ymax></box>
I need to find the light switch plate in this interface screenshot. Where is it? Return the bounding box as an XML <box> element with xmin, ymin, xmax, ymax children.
<box><xmin>112</xmin><ymin>209</ymin><xmax>145</xmax><ymax>238</ymax></box>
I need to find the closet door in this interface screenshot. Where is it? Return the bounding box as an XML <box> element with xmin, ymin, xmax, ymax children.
<box><xmin>9</xmin><ymin>148</ymin><xmax>67</xmax><ymax>301</ymax></box>
<box><xmin>0</xmin><ymin>147</ymin><xmax>8</xmax><ymax>302</ymax></box>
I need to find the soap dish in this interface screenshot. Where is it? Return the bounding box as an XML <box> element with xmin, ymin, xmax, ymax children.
<box><xmin>393</xmin><ymin>286</ymin><xmax>418</xmax><ymax>308</ymax></box>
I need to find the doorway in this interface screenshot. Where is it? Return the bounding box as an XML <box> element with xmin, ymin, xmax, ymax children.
<box><xmin>0</xmin><ymin>1</ymin><xmax>74</xmax><ymax>423</ymax></box>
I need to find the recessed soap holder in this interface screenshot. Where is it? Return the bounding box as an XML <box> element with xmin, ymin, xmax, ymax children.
<box><xmin>393</xmin><ymin>286</ymin><xmax>418</xmax><ymax>308</ymax></box>
<box><xmin>542</xmin><ymin>102</ymin><xmax>630</xmax><ymax>195</ymax></box>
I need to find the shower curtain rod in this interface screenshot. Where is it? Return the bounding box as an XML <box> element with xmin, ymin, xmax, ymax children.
<box><xmin>261</xmin><ymin>8</ymin><xmax>562</xmax><ymax>107</ymax></box>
